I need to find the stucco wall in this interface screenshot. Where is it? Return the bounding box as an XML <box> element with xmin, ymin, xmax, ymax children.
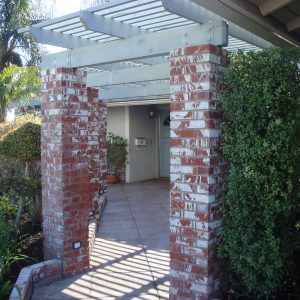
<box><xmin>127</xmin><ymin>105</ymin><xmax>158</xmax><ymax>183</ymax></box>
<box><xmin>107</xmin><ymin>107</ymin><xmax>126</xmax><ymax>138</ymax></box>
<box><xmin>107</xmin><ymin>104</ymin><xmax>169</xmax><ymax>183</ymax></box>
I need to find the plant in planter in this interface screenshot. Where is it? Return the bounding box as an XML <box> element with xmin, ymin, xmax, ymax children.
<box><xmin>106</xmin><ymin>133</ymin><xmax>128</xmax><ymax>184</ymax></box>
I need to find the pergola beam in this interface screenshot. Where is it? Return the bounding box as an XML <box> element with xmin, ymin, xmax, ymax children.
<box><xmin>101</xmin><ymin>83</ymin><xmax>170</xmax><ymax>101</ymax></box>
<box><xmin>259</xmin><ymin>0</ymin><xmax>295</xmax><ymax>17</ymax></box>
<box><xmin>162</xmin><ymin>0</ymin><xmax>273</xmax><ymax>49</ymax></box>
<box><xmin>41</xmin><ymin>21</ymin><xmax>228</xmax><ymax>69</ymax></box>
<box><xmin>80</xmin><ymin>10</ymin><xmax>148</xmax><ymax>38</ymax></box>
<box><xmin>30</xmin><ymin>27</ymin><xmax>95</xmax><ymax>49</ymax></box>
<box><xmin>92</xmin><ymin>56</ymin><xmax>169</xmax><ymax>71</ymax></box>
<box><xmin>191</xmin><ymin>0</ymin><xmax>300</xmax><ymax>47</ymax></box>
<box><xmin>87</xmin><ymin>63</ymin><xmax>169</xmax><ymax>87</ymax></box>
<box><xmin>287</xmin><ymin>16</ymin><xmax>300</xmax><ymax>32</ymax></box>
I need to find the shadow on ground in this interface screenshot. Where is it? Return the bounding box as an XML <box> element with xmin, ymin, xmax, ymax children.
<box><xmin>32</xmin><ymin>179</ymin><xmax>170</xmax><ymax>300</ymax></box>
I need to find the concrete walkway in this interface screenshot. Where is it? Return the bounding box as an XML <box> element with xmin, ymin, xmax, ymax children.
<box><xmin>32</xmin><ymin>180</ymin><xmax>170</xmax><ymax>299</ymax></box>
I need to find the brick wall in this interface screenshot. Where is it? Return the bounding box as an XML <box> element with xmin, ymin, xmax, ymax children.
<box><xmin>169</xmin><ymin>44</ymin><xmax>228</xmax><ymax>299</ymax></box>
<box><xmin>87</xmin><ymin>87</ymin><xmax>107</xmax><ymax>221</ymax></box>
<box><xmin>9</xmin><ymin>259</ymin><xmax>62</xmax><ymax>300</ymax></box>
<box><xmin>41</xmin><ymin>68</ymin><xmax>90</xmax><ymax>277</ymax></box>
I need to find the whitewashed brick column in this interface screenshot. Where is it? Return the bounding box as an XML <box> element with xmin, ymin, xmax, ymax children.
<box><xmin>41</xmin><ymin>68</ymin><xmax>89</xmax><ymax>277</ymax></box>
<box><xmin>169</xmin><ymin>45</ymin><xmax>228</xmax><ymax>300</ymax></box>
<box><xmin>87</xmin><ymin>87</ymin><xmax>107</xmax><ymax>221</ymax></box>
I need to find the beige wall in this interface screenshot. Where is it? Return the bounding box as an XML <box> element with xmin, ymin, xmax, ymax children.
<box><xmin>107</xmin><ymin>104</ymin><xmax>169</xmax><ymax>183</ymax></box>
<box><xmin>107</xmin><ymin>106</ymin><xmax>126</xmax><ymax>138</ymax></box>
<box><xmin>127</xmin><ymin>105</ymin><xmax>158</xmax><ymax>183</ymax></box>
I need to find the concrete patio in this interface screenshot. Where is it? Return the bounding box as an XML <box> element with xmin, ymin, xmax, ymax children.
<box><xmin>32</xmin><ymin>180</ymin><xmax>170</xmax><ymax>299</ymax></box>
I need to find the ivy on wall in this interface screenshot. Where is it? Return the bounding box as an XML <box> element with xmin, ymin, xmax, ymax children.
<box><xmin>218</xmin><ymin>48</ymin><xmax>300</xmax><ymax>298</ymax></box>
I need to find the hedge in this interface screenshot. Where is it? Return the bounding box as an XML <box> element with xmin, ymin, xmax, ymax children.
<box><xmin>218</xmin><ymin>48</ymin><xmax>300</xmax><ymax>298</ymax></box>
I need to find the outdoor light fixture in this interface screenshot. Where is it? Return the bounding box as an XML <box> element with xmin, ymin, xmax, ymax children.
<box><xmin>72</xmin><ymin>241</ymin><xmax>82</xmax><ymax>250</ymax></box>
<box><xmin>148</xmin><ymin>106</ymin><xmax>155</xmax><ymax>119</ymax></box>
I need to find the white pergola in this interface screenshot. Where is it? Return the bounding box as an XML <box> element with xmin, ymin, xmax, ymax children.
<box><xmin>19</xmin><ymin>0</ymin><xmax>300</xmax><ymax>103</ymax></box>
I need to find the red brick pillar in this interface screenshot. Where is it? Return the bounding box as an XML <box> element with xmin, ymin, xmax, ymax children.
<box><xmin>41</xmin><ymin>68</ymin><xmax>90</xmax><ymax>277</ymax></box>
<box><xmin>169</xmin><ymin>45</ymin><xmax>228</xmax><ymax>299</ymax></box>
<box><xmin>87</xmin><ymin>87</ymin><xmax>107</xmax><ymax>222</ymax></box>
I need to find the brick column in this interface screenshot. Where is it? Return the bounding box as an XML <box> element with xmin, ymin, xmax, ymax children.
<box><xmin>87</xmin><ymin>87</ymin><xmax>107</xmax><ymax>222</ymax></box>
<box><xmin>169</xmin><ymin>45</ymin><xmax>227</xmax><ymax>299</ymax></box>
<box><xmin>41</xmin><ymin>68</ymin><xmax>89</xmax><ymax>277</ymax></box>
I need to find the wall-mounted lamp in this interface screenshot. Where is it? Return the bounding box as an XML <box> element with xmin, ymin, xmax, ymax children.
<box><xmin>148</xmin><ymin>106</ymin><xmax>155</xmax><ymax>119</ymax></box>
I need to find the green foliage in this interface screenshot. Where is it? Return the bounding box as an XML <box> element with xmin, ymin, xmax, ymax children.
<box><xmin>0</xmin><ymin>115</ymin><xmax>41</xmax><ymax>178</ymax></box>
<box><xmin>219</xmin><ymin>47</ymin><xmax>300</xmax><ymax>298</ymax></box>
<box><xmin>0</xmin><ymin>66</ymin><xmax>41</xmax><ymax>119</ymax></box>
<box><xmin>0</xmin><ymin>210</ymin><xmax>14</xmax><ymax>299</ymax></box>
<box><xmin>0</xmin><ymin>195</ymin><xmax>18</xmax><ymax>221</ymax></box>
<box><xmin>0</xmin><ymin>280</ymin><xmax>13</xmax><ymax>300</ymax></box>
<box><xmin>0</xmin><ymin>0</ymin><xmax>52</xmax><ymax>72</ymax></box>
<box><xmin>107</xmin><ymin>133</ymin><xmax>128</xmax><ymax>174</ymax></box>
<box><xmin>0</xmin><ymin>177</ymin><xmax>40</xmax><ymax>198</ymax></box>
<box><xmin>0</xmin><ymin>114</ymin><xmax>40</xmax><ymax>139</ymax></box>
<box><xmin>0</xmin><ymin>122</ymin><xmax>40</xmax><ymax>163</ymax></box>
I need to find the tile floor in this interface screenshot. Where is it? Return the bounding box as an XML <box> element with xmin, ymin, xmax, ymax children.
<box><xmin>32</xmin><ymin>180</ymin><xmax>170</xmax><ymax>299</ymax></box>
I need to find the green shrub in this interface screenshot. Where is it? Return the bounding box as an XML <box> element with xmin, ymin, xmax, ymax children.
<box><xmin>0</xmin><ymin>178</ymin><xmax>40</xmax><ymax>197</ymax></box>
<box><xmin>0</xmin><ymin>122</ymin><xmax>40</xmax><ymax>164</ymax></box>
<box><xmin>0</xmin><ymin>210</ymin><xmax>33</xmax><ymax>300</ymax></box>
<box><xmin>0</xmin><ymin>115</ymin><xmax>41</xmax><ymax>178</ymax></box>
<box><xmin>0</xmin><ymin>195</ymin><xmax>18</xmax><ymax>222</ymax></box>
<box><xmin>218</xmin><ymin>48</ymin><xmax>300</xmax><ymax>298</ymax></box>
<box><xmin>107</xmin><ymin>133</ymin><xmax>128</xmax><ymax>174</ymax></box>
<box><xmin>0</xmin><ymin>178</ymin><xmax>41</xmax><ymax>226</ymax></box>
<box><xmin>0</xmin><ymin>210</ymin><xmax>14</xmax><ymax>299</ymax></box>
<box><xmin>0</xmin><ymin>114</ymin><xmax>40</xmax><ymax>140</ymax></box>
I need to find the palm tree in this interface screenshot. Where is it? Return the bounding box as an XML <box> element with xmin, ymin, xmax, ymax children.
<box><xmin>0</xmin><ymin>0</ymin><xmax>53</xmax><ymax>73</ymax></box>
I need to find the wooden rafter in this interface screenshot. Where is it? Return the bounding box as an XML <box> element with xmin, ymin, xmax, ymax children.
<box><xmin>286</xmin><ymin>16</ymin><xmax>300</xmax><ymax>32</ymax></box>
<box><xmin>259</xmin><ymin>0</ymin><xmax>295</xmax><ymax>16</ymax></box>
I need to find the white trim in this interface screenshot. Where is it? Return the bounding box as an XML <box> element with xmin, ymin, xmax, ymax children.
<box><xmin>87</xmin><ymin>63</ymin><xmax>169</xmax><ymax>86</ymax></box>
<box><xmin>41</xmin><ymin>21</ymin><xmax>228</xmax><ymax>69</ymax></box>
<box><xmin>80</xmin><ymin>10</ymin><xmax>148</xmax><ymax>38</ymax></box>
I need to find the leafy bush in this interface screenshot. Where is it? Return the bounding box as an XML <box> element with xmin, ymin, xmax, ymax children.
<box><xmin>0</xmin><ymin>122</ymin><xmax>40</xmax><ymax>164</ymax></box>
<box><xmin>0</xmin><ymin>178</ymin><xmax>40</xmax><ymax>197</ymax></box>
<box><xmin>0</xmin><ymin>210</ymin><xmax>33</xmax><ymax>300</ymax></box>
<box><xmin>0</xmin><ymin>116</ymin><xmax>41</xmax><ymax>298</ymax></box>
<box><xmin>219</xmin><ymin>48</ymin><xmax>300</xmax><ymax>298</ymax></box>
<box><xmin>0</xmin><ymin>114</ymin><xmax>40</xmax><ymax>140</ymax></box>
<box><xmin>0</xmin><ymin>115</ymin><xmax>41</xmax><ymax>179</ymax></box>
<box><xmin>107</xmin><ymin>133</ymin><xmax>128</xmax><ymax>174</ymax></box>
<box><xmin>0</xmin><ymin>195</ymin><xmax>18</xmax><ymax>222</ymax></box>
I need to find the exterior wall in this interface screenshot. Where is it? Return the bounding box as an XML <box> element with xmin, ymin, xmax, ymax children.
<box><xmin>107</xmin><ymin>104</ymin><xmax>169</xmax><ymax>183</ymax></box>
<box><xmin>107</xmin><ymin>106</ymin><xmax>126</xmax><ymax>138</ymax></box>
<box><xmin>169</xmin><ymin>44</ymin><xmax>227</xmax><ymax>299</ymax></box>
<box><xmin>127</xmin><ymin>105</ymin><xmax>158</xmax><ymax>183</ymax></box>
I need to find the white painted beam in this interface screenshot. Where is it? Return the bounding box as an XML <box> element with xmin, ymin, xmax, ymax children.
<box><xmin>30</xmin><ymin>27</ymin><xmax>95</xmax><ymax>49</ymax></box>
<box><xmin>287</xmin><ymin>16</ymin><xmax>300</xmax><ymax>32</ymax></box>
<box><xmin>107</xmin><ymin>98</ymin><xmax>170</xmax><ymax>107</ymax></box>
<box><xmin>90</xmin><ymin>56</ymin><xmax>168</xmax><ymax>71</ymax></box>
<box><xmin>41</xmin><ymin>21</ymin><xmax>228</xmax><ymax>69</ymax></box>
<box><xmin>259</xmin><ymin>0</ymin><xmax>295</xmax><ymax>17</ymax></box>
<box><xmin>101</xmin><ymin>83</ymin><xmax>170</xmax><ymax>101</ymax></box>
<box><xmin>80</xmin><ymin>10</ymin><xmax>148</xmax><ymax>38</ymax></box>
<box><xmin>162</xmin><ymin>0</ymin><xmax>272</xmax><ymax>49</ymax></box>
<box><xmin>87</xmin><ymin>63</ymin><xmax>169</xmax><ymax>87</ymax></box>
<box><xmin>191</xmin><ymin>0</ymin><xmax>300</xmax><ymax>47</ymax></box>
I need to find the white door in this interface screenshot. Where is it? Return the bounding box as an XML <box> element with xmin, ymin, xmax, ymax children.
<box><xmin>159</xmin><ymin>110</ymin><xmax>170</xmax><ymax>177</ymax></box>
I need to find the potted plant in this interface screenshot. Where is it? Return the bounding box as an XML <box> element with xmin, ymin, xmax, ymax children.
<box><xmin>106</xmin><ymin>133</ymin><xmax>128</xmax><ymax>184</ymax></box>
